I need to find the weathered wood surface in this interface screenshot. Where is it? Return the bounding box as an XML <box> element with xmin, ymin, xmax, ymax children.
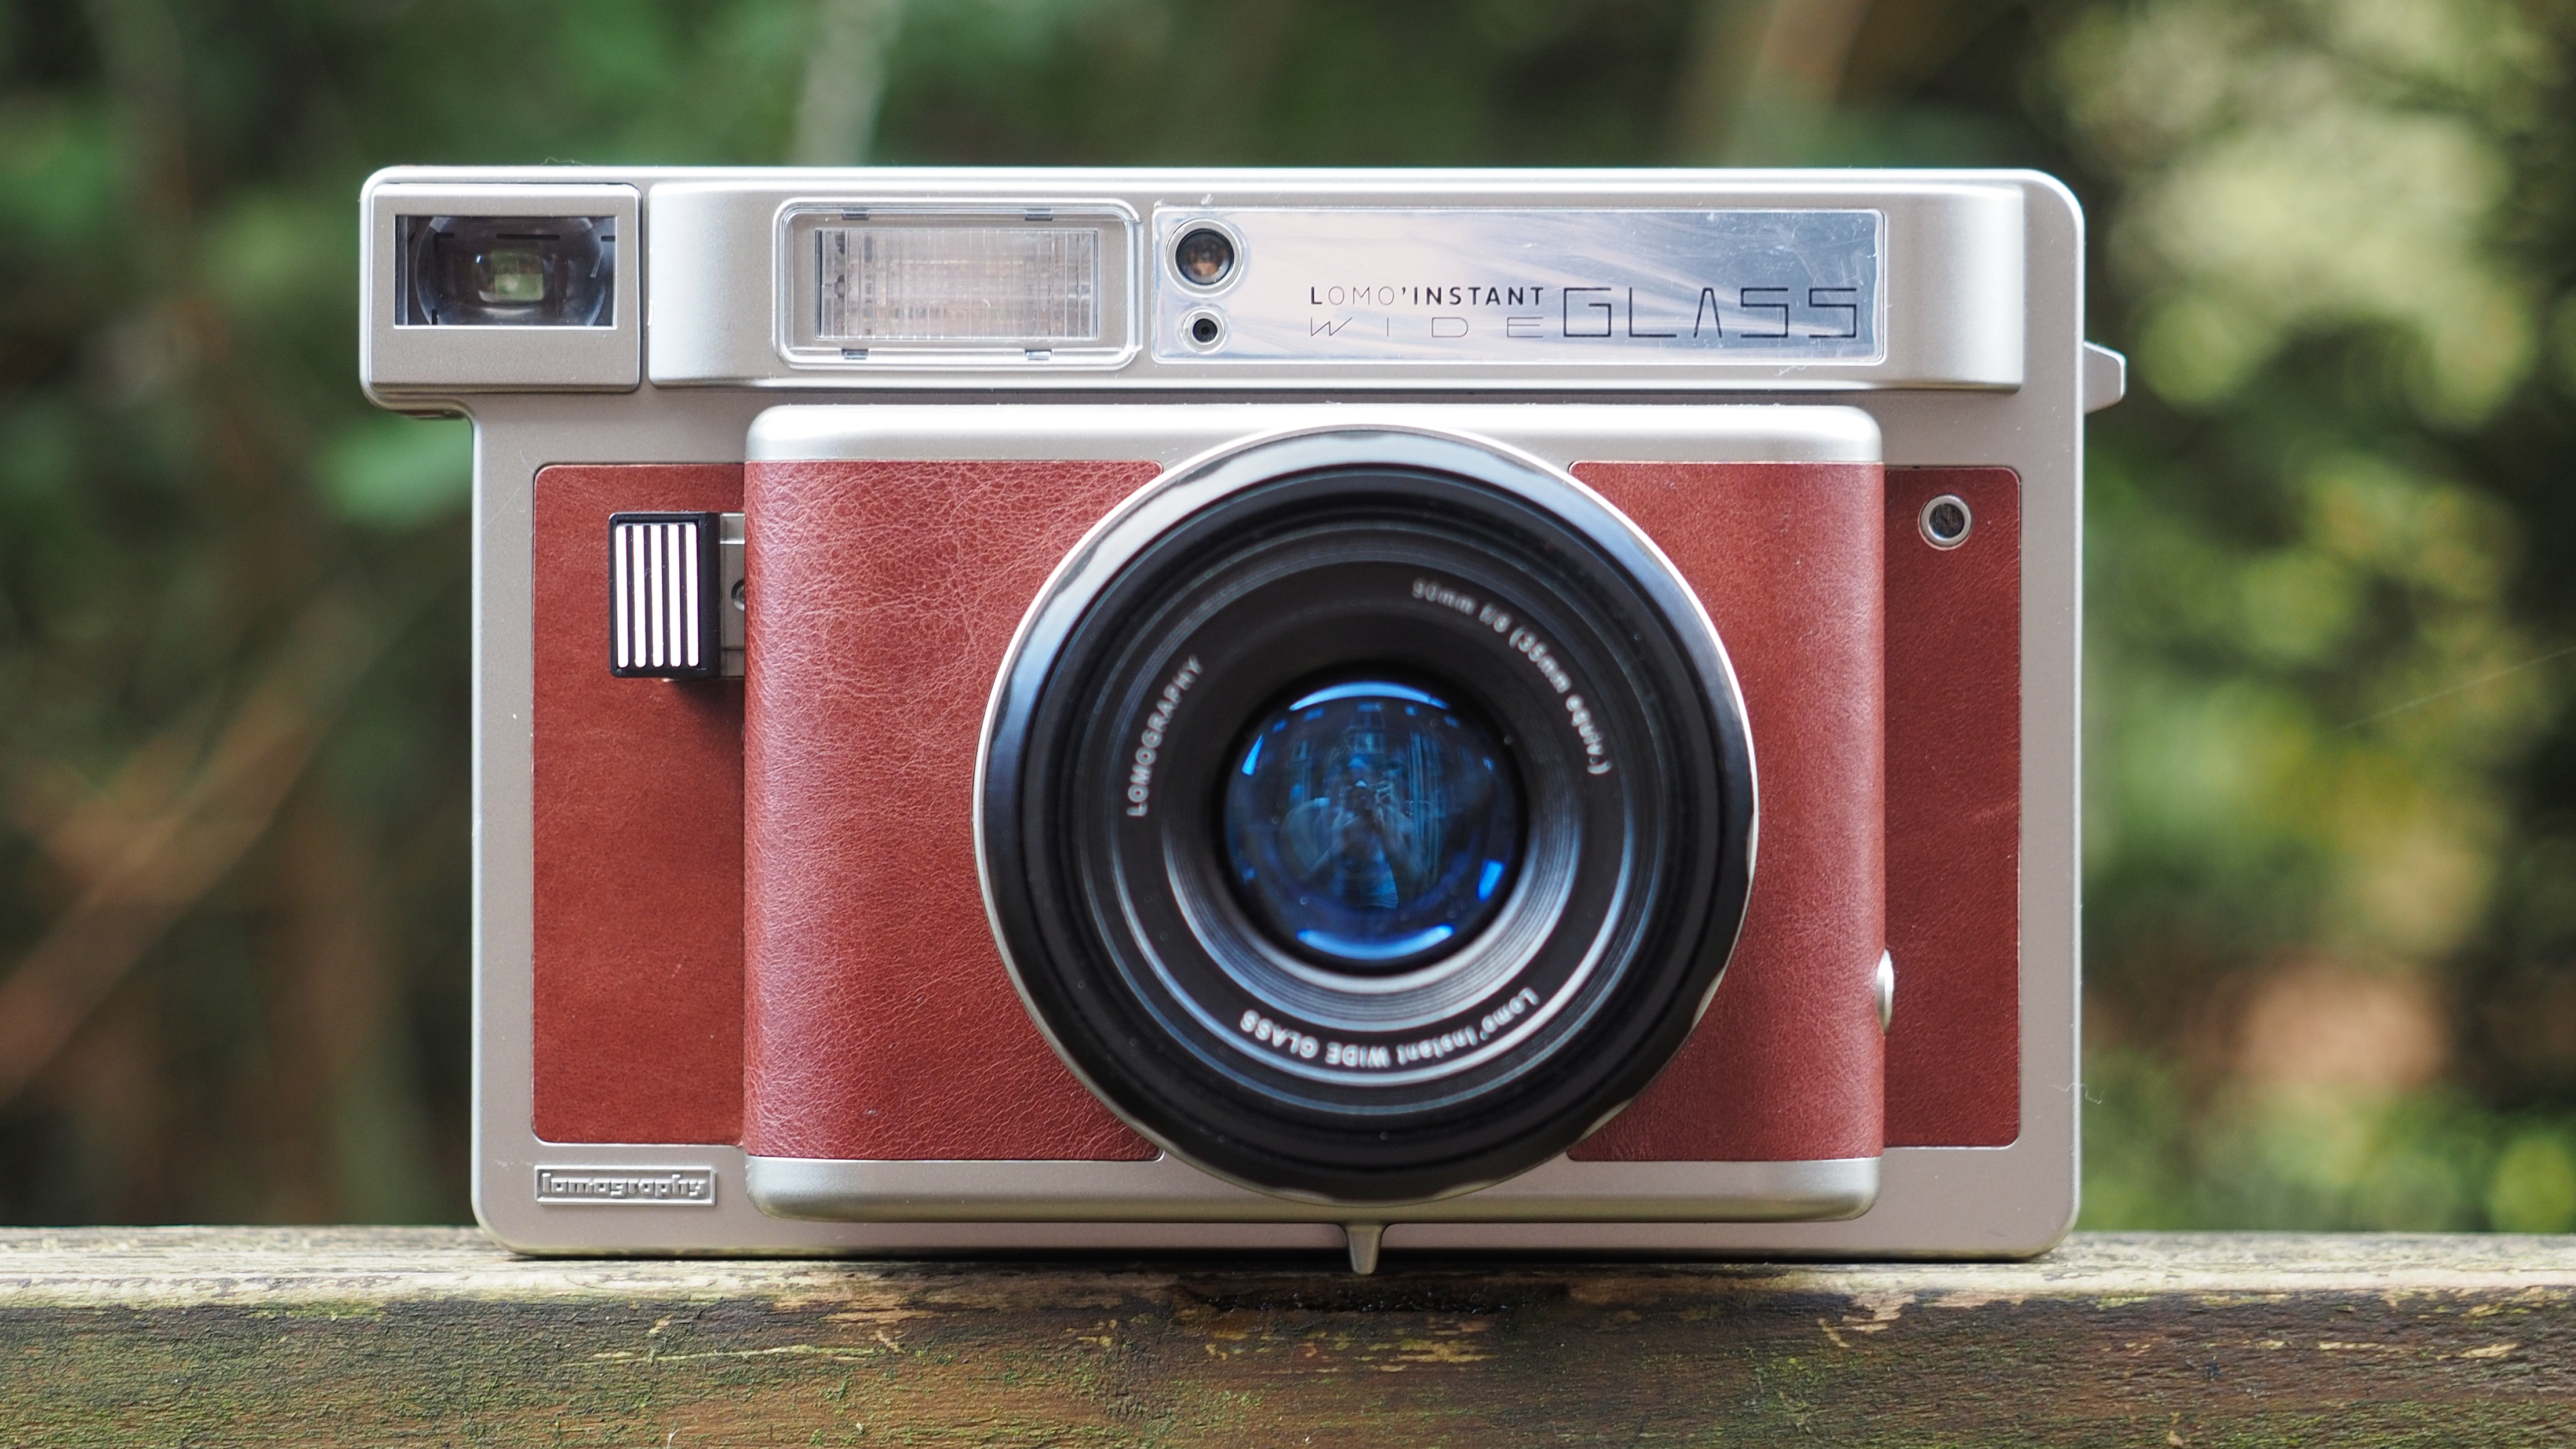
<box><xmin>2</xmin><ymin>1228</ymin><xmax>2570</xmax><ymax>1445</ymax></box>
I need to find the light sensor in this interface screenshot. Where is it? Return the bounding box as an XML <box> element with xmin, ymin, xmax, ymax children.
<box><xmin>1174</xmin><ymin>226</ymin><xmax>1236</xmax><ymax>287</ymax></box>
<box><xmin>1919</xmin><ymin>494</ymin><xmax>1973</xmax><ymax>549</ymax></box>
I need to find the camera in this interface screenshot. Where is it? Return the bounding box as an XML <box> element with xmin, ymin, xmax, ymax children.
<box><xmin>361</xmin><ymin>168</ymin><xmax>2119</xmax><ymax>1269</ymax></box>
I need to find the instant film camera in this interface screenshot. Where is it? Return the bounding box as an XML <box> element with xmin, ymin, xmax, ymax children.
<box><xmin>360</xmin><ymin>168</ymin><xmax>2121</xmax><ymax>1270</ymax></box>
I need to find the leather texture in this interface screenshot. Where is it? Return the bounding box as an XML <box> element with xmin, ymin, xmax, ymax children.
<box><xmin>534</xmin><ymin>456</ymin><xmax>2018</xmax><ymax>1164</ymax></box>
<box><xmin>742</xmin><ymin>459</ymin><xmax>1165</xmax><ymax>1162</ymax></box>
<box><xmin>1882</xmin><ymin>467</ymin><xmax>2022</xmax><ymax>1147</ymax></box>
<box><xmin>1566</xmin><ymin>462</ymin><xmax>1888</xmax><ymax>1163</ymax></box>
<box><xmin>531</xmin><ymin>464</ymin><xmax>747</xmax><ymax>1146</ymax></box>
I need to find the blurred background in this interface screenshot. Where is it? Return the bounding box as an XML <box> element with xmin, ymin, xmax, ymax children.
<box><xmin>1</xmin><ymin>0</ymin><xmax>2571</xmax><ymax>1233</ymax></box>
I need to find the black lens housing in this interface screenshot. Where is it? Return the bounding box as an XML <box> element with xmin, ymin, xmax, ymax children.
<box><xmin>980</xmin><ymin>431</ymin><xmax>1754</xmax><ymax>1204</ymax></box>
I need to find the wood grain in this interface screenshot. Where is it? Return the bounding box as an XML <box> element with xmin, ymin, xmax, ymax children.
<box><xmin>2</xmin><ymin>1228</ymin><xmax>2570</xmax><ymax>1444</ymax></box>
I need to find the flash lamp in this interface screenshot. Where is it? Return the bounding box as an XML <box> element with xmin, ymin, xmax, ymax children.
<box><xmin>402</xmin><ymin>214</ymin><xmax>615</xmax><ymax>326</ymax></box>
<box><xmin>771</xmin><ymin>207</ymin><xmax>1135</xmax><ymax>366</ymax></box>
<box><xmin>813</xmin><ymin>226</ymin><xmax>1101</xmax><ymax>343</ymax></box>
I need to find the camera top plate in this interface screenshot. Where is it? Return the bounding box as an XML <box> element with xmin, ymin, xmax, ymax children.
<box><xmin>362</xmin><ymin>168</ymin><xmax>2034</xmax><ymax>398</ymax></box>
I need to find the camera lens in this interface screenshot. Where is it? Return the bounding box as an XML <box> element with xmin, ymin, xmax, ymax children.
<box><xmin>1174</xmin><ymin>226</ymin><xmax>1236</xmax><ymax>286</ymax></box>
<box><xmin>1223</xmin><ymin>678</ymin><xmax>1521</xmax><ymax>972</ymax></box>
<box><xmin>982</xmin><ymin>431</ymin><xmax>1753</xmax><ymax>1205</ymax></box>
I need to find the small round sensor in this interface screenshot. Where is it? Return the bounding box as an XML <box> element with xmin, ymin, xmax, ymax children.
<box><xmin>1181</xmin><ymin>308</ymin><xmax>1226</xmax><ymax>349</ymax></box>
<box><xmin>1175</xmin><ymin>227</ymin><xmax>1236</xmax><ymax>287</ymax></box>
<box><xmin>1919</xmin><ymin>494</ymin><xmax>1973</xmax><ymax>549</ymax></box>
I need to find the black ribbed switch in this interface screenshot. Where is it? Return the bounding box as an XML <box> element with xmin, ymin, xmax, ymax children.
<box><xmin>607</xmin><ymin>511</ymin><xmax>722</xmax><ymax>679</ymax></box>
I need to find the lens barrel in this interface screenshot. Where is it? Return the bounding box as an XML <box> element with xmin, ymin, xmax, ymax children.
<box><xmin>980</xmin><ymin>431</ymin><xmax>1754</xmax><ymax>1204</ymax></box>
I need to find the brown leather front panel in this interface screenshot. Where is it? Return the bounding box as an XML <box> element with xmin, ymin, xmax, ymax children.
<box><xmin>1883</xmin><ymin>467</ymin><xmax>2021</xmax><ymax>1147</ymax></box>
<box><xmin>1566</xmin><ymin>463</ymin><xmax>1888</xmax><ymax>1163</ymax></box>
<box><xmin>531</xmin><ymin>464</ymin><xmax>746</xmax><ymax>1145</ymax></box>
<box><xmin>742</xmin><ymin>460</ymin><xmax>1164</xmax><ymax>1162</ymax></box>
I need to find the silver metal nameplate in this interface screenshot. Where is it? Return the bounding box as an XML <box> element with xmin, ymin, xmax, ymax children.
<box><xmin>534</xmin><ymin>1165</ymin><xmax>718</xmax><ymax>1206</ymax></box>
<box><xmin>1153</xmin><ymin>208</ymin><xmax>1883</xmax><ymax>365</ymax></box>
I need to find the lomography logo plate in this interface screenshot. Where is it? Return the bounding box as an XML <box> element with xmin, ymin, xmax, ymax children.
<box><xmin>534</xmin><ymin>1165</ymin><xmax>718</xmax><ymax>1206</ymax></box>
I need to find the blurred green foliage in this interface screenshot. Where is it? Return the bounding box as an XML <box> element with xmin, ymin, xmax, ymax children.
<box><xmin>0</xmin><ymin>0</ymin><xmax>2570</xmax><ymax>1231</ymax></box>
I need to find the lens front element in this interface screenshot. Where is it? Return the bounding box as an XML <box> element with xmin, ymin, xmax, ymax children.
<box><xmin>1224</xmin><ymin>680</ymin><xmax>1521</xmax><ymax>971</ymax></box>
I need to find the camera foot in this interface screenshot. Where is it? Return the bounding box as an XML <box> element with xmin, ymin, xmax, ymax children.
<box><xmin>1343</xmin><ymin>1223</ymin><xmax>1383</xmax><ymax>1276</ymax></box>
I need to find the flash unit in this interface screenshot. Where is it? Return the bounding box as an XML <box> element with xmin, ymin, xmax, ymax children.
<box><xmin>770</xmin><ymin>206</ymin><xmax>1138</xmax><ymax>367</ymax></box>
<box><xmin>814</xmin><ymin>226</ymin><xmax>1101</xmax><ymax>344</ymax></box>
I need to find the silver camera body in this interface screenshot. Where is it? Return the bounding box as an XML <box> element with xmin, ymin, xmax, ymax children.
<box><xmin>361</xmin><ymin>167</ymin><xmax>2115</xmax><ymax>1268</ymax></box>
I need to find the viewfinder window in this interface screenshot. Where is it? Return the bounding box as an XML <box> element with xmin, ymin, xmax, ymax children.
<box><xmin>400</xmin><ymin>214</ymin><xmax>615</xmax><ymax>327</ymax></box>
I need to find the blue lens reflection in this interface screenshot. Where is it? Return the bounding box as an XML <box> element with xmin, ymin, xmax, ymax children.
<box><xmin>1223</xmin><ymin>679</ymin><xmax>1521</xmax><ymax>969</ymax></box>
<box><xmin>1288</xmin><ymin>680</ymin><xmax>1448</xmax><ymax>711</ymax></box>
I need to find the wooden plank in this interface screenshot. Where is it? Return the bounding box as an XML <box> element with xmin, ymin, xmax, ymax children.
<box><xmin>1</xmin><ymin>1228</ymin><xmax>2570</xmax><ymax>1444</ymax></box>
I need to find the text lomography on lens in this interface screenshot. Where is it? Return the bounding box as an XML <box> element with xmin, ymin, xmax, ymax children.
<box><xmin>1223</xmin><ymin>679</ymin><xmax>1522</xmax><ymax>971</ymax></box>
